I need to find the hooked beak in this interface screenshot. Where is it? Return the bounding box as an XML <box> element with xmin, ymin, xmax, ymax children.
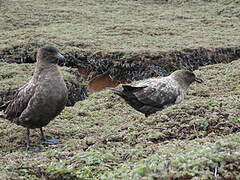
<box><xmin>195</xmin><ymin>77</ymin><xmax>203</xmax><ymax>83</ymax></box>
<box><xmin>56</xmin><ymin>52</ymin><xmax>66</xmax><ymax>65</ymax></box>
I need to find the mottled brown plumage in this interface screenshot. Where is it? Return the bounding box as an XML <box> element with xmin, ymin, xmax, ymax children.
<box><xmin>0</xmin><ymin>46</ymin><xmax>68</xmax><ymax>152</ymax></box>
<box><xmin>111</xmin><ymin>70</ymin><xmax>203</xmax><ymax>117</ymax></box>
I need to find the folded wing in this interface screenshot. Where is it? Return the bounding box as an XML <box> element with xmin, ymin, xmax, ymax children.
<box><xmin>4</xmin><ymin>83</ymin><xmax>36</xmax><ymax>121</ymax></box>
<box><xmin>134</xmin><ymin>84</ymin><xmax>179</xmax><ymax>109</ymax></box>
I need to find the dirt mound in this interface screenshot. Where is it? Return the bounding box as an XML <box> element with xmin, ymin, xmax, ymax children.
<box><xmin>1</xmin><ymin>46</ymin><xmax>240</xmax><ymax>95</ymax></box>
<box><xmin>66</xmin><ymin>46</ymin><xmax>240</xmax><ymax>82</ymax></box>
<box><xmin>1</xmin><ymin>46</ymin><xmax>240</xmax><ymax>82</ymax></box>
<box><xmin>65</xmin><ymin>80</ymin><xmax>88</xmax><ymax>106</ymax></box>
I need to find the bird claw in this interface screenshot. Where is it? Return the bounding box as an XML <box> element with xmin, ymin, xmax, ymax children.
<box><xmin>41</xmin><ymin>138</ymin><xmax>59</xmax><ymax>145</ymax></box>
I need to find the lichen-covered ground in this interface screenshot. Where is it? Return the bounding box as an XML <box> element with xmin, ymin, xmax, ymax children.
<box><xmin>0</xmin><ymin>59</ymin><xmax>240</xmax><ymax>179</ymax></box>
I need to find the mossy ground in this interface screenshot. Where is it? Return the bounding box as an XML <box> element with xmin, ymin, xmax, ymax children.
<box><xmin>0</xmin><ymin>0</ymin><xmax>240</xmax><ymax>56</ymax></box>
<box><xmin>1</xmin><ymin>0</ymin><xmax>240</xmax><ymax>179</ymax></box>
<box><xmin>0</xmin><ymin>59</ymin><xmax>240</xmax><ymax>179</ymax></box>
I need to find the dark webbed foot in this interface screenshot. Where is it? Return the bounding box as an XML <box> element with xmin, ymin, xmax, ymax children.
<box><xmin>26</xmin><ymin>146</ymin><xmax>41</xmax><ymax>153</ymax></box>
<box><xmin>41</xmin><ymin>138</ymin><xmax>59</xmax><ymax>145</ymax></box>
<box><xmin>26</xmin><ymin>128</ymin><xmax>41</xmax><ymax>153</ymax></box>
<box><xmin>40</xmin><ymin>128</ymin><xmax>59</xmax><ymax>145</ymax></box>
